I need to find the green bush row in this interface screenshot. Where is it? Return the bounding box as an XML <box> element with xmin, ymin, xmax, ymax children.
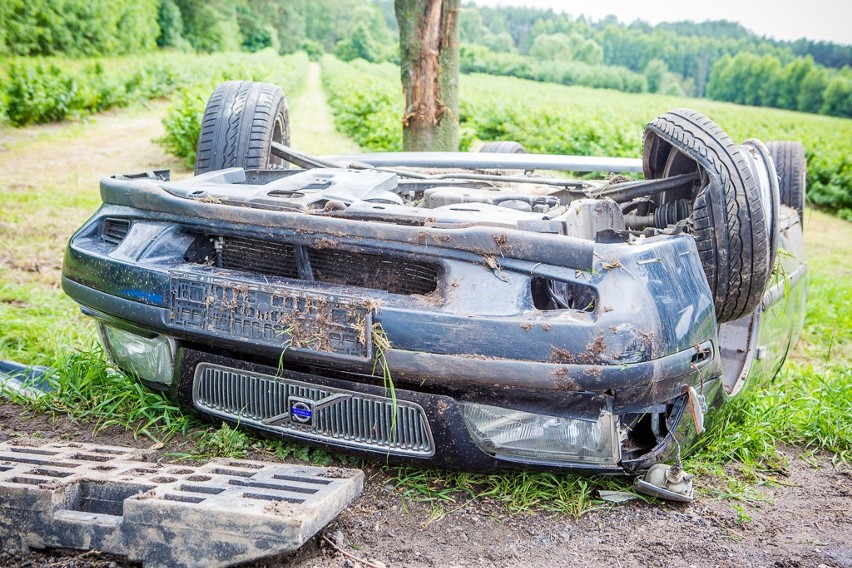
<box><xmin>0</xmin><ymin>50</ymin><xmax>308</xmax><ymax>133</ymax></box>
<box><xmin>320</xmin><ymin>58</ymin><xmax>852</xmax><ymax>216</ymax></box>
<box><xmin>461</xmin><ymin>44</ymin><xmax>648</xmax><ymax>94</ymax></box>
<box><xmin>158</xmin><ymin>51</ymin><xmax>309</xmax><ymax>167</ymax></box>
<box><xmin>0</xmin><ymin>0</ymin><xmax>159</xmax><ymax>57</ymax></box>
<box><xmin>320</xmin><ymin>56</ymin><xmax>403</xmax><ymax>152</ymax></box>
<box><xmin>0</xmin><ymin>52</ymin><xmax>217</xmax><ymax>126</ymax></box>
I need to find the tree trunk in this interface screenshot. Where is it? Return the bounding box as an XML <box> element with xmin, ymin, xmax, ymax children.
<box><xmin>395</xmin><ymin>0</ymin><xmax>460</xmax><ymax>151</ymax></box>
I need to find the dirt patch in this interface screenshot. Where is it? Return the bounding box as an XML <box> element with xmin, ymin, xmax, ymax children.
<box><xmin>550</xmin><ymin>332</ymin><xmax>609</xmax><ymax>365</ymax></box>
<box><xmin>586</xmin><ymin>330</ymin><xmax>609</xmax><ymax>360</ymax></box>
<box><xmin>0</xmin><ymin>547</ymin><xmax>136</xmax><ymax>568</ymax></box>
<box><xmin>552</xmin><ymin>367</ymin><xmax>580</xmax><ymax>390</ymax></box>
<box><xmin>313</xmin><ymin>237</ymin><xmax>338</xmax><ymax>249</ymax></box>
<box><xmin>411</xmin><ymin>289</ymin><xmax>443</xmax><ymax>306</ymax></box>
<box><xmin>606</xmin><ymin>173</ymin><xmax>634</xmax><ymax>186</ymax></box>
<box><xmin>0</xmin><ymin>102</ymin><xmax>188</xmax><ymax>288</ymax></box>
<box><xmin>550</xmin><ymin>345</ymin><xmax>576</xmax><ymax>364</ymax></box>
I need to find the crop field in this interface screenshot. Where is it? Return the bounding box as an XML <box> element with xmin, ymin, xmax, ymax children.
<box><xmin>0</xmin><ymin>50</ymin><xmax>307</xmax><ymax>128</ymax></box>
<box><xmin>322</xmin><ymin>57</ymin><xmax>852</xmax><ymax>217</ymax></box>
<box><xmin>0</xmin><ymin>54</ymin><xmax>850</xmax><ymax>566</ymax></box>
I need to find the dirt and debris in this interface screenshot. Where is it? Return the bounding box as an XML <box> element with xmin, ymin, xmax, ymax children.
<box><xmin>550</xmin><ymin>346</ymin><xmax>576</xmax><ymax>364</ymax></box>
<box><xmin>0</xmin><ymin>547</ymin><xmax>135</xmax><ymax>568</ymax></box>
<box><xmin>1</xmin><ymin>399</ymin><xmax>851</xmax><ymax>568</ymax></box>
<box><xmin>435</xmin><ymin>400</ymin><xmax>449</xmax><ymax>415</ymax></box>
<box><xmin>549</xmin><ymin>332</ymin><xmax>609</xmax><ymax>365</ymax></box>
<box><xmin>314</xmin><ymin>238</ymin><xmax>338</xmax><ymax>249</ymax></box>
<box><xmin>417</xmin><ymin>231</ymin><xmax>452</xmax><ymax>244</ymax></box>
<box><xmin>197</xmin><ymin>195</ymin><xmax>223</xmax><ymax>204</ymax></box>
<box><xmin>584</xmin><ymin>366</ymin><xmax>604</xmax><ymax>378</ymax></box>
<box><xmin>605</xmin><ymin>173</ymin><xmax>634</xmax><ymax>185</ymax></box>
<box><xmin>586</xmin><ymin>331</ymin><xmax>610</xmax><ymax>361</ymax></box>
<box><xmin>279</xmin><ymin>297</ymin><xmax>346</xmax><ymax>353</ymax></box>
<box><xmin>551</xmin><ymin>367</ymin><xmax>580</xmax><ymax>390</ymax></box>
<box><xmin>601</xmin><ymin>258</ymin><xmax>624</xmax><ymax>271</ymax></box>
<box><xmin>411</xmin><ymin>289</ymin><xmax>443</xmax><ymax>306</ymax></box>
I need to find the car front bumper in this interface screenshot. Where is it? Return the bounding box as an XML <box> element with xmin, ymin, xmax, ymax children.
<box><xmin>62</xmin><ymin>175</ymin><xmax>725</xmax><ymax>473</ymax></box>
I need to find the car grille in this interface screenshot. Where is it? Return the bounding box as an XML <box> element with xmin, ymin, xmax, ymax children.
<box><xmin>101</xmin><ymin>218</ymin><xmax>130</xmax><ymax>244</ymax></box>
<box><xmin>218</xmin><ymin>236</ymin><xmax>439</xmax><ymax>296</ymax></box>
<box><xmin>193</xmin><ymin>363</ymin><xmax>435</xmax><ymax>458</ymax></box>
<box><xmin>220</xmin><ymin>237</ymin><xmax>299</xmax><ymax>279</ymax></box>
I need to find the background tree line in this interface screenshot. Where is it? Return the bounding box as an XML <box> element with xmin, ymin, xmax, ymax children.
<box><xmin>0</xmin><ymin>0</ymin><xmax>849</xmax><ymax>117</ymax></box>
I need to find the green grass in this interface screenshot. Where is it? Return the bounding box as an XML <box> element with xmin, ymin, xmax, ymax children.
<box><xmin>0</xmin><ymin>282</ymin><xmax>92</xmax><ymax>366</ymax></box>
<box><xmin>5</xmin><ymin>346</ymin><xmax>194</xmax><ymax>441</ymax></box>
<box><xmin>390</xmin><ymin>467</ymin><xmax>642</xmax><ymax>520</ymax></box>
<box><xmin>800</xmin><ymin>273</ymin><xmax>852</xmax><ymax>360</ymax></box>
<box><xmin>288</xmin><ymin>62</ymin><xmax>360</xmax><ymax>155</ymax></box>
<box><xmin>688</xmin><ymin>363</ymin><xmax>851</xmax><ymax>475</ymax></box>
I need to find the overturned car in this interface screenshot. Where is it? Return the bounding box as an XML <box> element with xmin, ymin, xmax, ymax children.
<box><xmin>62</xmin><ymin>81</ymin><xmax>807</xmax><ymax>477</ymax></box>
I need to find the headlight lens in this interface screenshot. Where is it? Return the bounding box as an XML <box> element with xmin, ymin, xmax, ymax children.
<box><xmin>98</xmin><ymin>323</ymin><xmax>174</xmax><ymax>386</ymax></box>
<box><xmin>460</xmin><ymin>402</ymin><xmax>621</xmax><ymax>465</ymax></box>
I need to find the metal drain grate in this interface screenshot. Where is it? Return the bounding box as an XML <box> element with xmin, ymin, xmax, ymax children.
<box><xmin>0</xmin><ymin>441</ymin><xmax>363</xmax><ymax>568</ymax></box>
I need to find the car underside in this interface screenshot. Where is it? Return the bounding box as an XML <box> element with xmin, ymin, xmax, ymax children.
<box><xmin>61</xmin><ymin>82</ymin><xmax>808</xmax><ymax>485</ymax></box>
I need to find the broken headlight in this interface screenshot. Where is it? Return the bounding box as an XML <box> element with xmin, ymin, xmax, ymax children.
<box><xmin>98</xmin><ymin>323</ymin><xmax>175</xmax><ymax>386</ymax></box>
<box><xmin>460</xmin><ymin>403</ymin><xmax>621</xmax><ymax>466</ymax></box>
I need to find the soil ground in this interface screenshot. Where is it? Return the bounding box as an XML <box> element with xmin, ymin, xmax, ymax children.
<box><xmin>1</xmin><ymin>403</ymin><xmax>849</xmax><ymax>568</ymax></box>
<box><xmin>0</xmin><ymin>64</ymin><xmax>850</xmax><ymax>567</ymax></box>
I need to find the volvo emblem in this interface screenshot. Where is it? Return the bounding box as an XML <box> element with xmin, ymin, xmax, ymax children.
<box><xmin>288</xmin><ymin>398</ymin><xmax>314</xmax><ymax>425</ymax></box>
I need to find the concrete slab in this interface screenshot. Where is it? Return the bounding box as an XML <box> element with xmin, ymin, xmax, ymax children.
<box><xmin>0</xmin><ymin>441</ymin><xmax>363</xmax><ymax>567</ymax></box>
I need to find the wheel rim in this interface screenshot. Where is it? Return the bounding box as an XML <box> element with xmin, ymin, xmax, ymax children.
<box><xmin>269</xmin><ymin>115</ymin><xmax>286</xmax><ymax>169</ymax></box>
<box><xmin>742</xmin><ymin>139</ymin><xmax>780</xmax><ymax>278</ymax></box>
<box><xmin>660</xmin><ymin>148</ymin><xmax>700</xmax><ymax>205</ymax></box>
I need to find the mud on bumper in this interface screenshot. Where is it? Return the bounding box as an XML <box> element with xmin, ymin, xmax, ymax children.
<box><xmin>173</xmin><ymin>347</ymin><xmax>711</xmax><ymax>475</ymax></box>
<box><xmin>62</xmin><ymin>190</ymin><xmax>722</xmax><ymax>473</ymax></box>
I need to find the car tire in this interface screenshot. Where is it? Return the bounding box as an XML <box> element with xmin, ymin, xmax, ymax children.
<box><xmin>479</xmin><ymin>141</ymin><xmax>527</xmax><ymax>154</ymax></box>
<box><xmin>643</xmin><ymin>109</ymin><xmax>771</xmax><ymax>323</ymax></box>
<box><xmin>741</xmin><ymin>138</ymin><xmax>781</xmax><ymax>281</ymax></box>
<box><xmin>766</xmin><ymin>140</ymin><xmax>806</xmax><ymax>225</ymax></box>
<box><xmin>195</xmin><ymin>81</ymin><xmax>290</xmax><ymax>175</ymax></box>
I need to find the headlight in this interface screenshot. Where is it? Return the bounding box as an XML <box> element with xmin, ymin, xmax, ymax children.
<box><xmin>98</xmin><ymin>323</ymin><xmax>175</xmax><ymax>386</ymax></box>
<box><xmin>460</xmin><ymin>402</ymin><xmax>621</xmax><ymax>466</ymax></box>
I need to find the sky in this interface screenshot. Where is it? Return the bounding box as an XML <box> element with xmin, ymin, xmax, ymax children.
<box><xmin>469</xmin><ymin>0</ymin><xmax>852</xmax><ymax>45</ymax></box>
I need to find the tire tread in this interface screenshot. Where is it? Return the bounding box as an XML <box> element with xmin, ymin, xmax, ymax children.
<box><xmin>643</xmin><ymin>109</ymin><xmax>771</xmax><ymax>322</ymax></box>
<box><xmin>195</xmin><ymin>81</ymin><xmax>289</xmax><ymax>175</ymax></box>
